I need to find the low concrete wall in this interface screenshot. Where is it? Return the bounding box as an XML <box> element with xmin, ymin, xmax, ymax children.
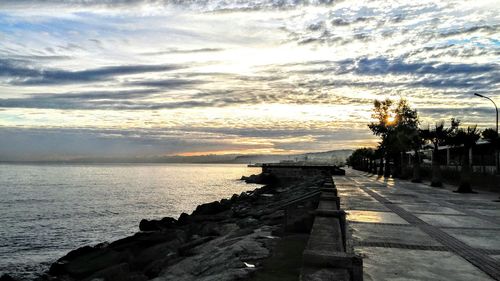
<box><xmin>300</xmin><ymin>177</ymin><xmax>363</xmax><ymax>281</ymax></box>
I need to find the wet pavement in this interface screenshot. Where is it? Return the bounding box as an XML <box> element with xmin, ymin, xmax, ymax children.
<box><xmin>334</xmin><ymin>169</ymin><xmax>500</xmax><ymax>281</ymax></box>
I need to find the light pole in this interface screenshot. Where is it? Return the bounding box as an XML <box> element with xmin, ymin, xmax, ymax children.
<box><xmin>474</xmin><ymin>93</ymin><xmax>498</xmax><ymax>134</ymax></box>
<box><xmin>475</xmin><ymin>93</ymin><xmax>499</xmax><ymax>177</ymax></box>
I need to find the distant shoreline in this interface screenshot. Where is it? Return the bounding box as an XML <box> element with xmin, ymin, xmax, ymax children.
<box><xmin>0</xmin><ymin>161</ymin><xmax>253</xmax><ymax>165</ymax></box>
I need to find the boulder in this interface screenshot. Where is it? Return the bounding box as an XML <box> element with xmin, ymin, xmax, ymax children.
<box><xmin>0</xmin><ymin>274</ymin><xmax>17</xmax><ymax>281</ymax></box>
<box><xmin>85</xmin><ymin>262</ymin><xmax>148</xmax><ymax>281</ymax></box>
<box><xmin>242</xmin><ymin>173</ymin><xmax>277</xmax><ymax>184</ymax></box>
<box><xmin>230</xmin><ymin>194</ymin><xmax>239</xmax><ymax>202</ymax></box>
<box><xmin>139</xmin><ymin>217</ymin><xmax>177</xmax><ymax>231</ymax></box>
<box><xmin>237</xmin><ymin>217</ymin><xmax>260</xmax><ymax>228</ymax></box>
<box><xmin>177</xmin><ymin>212</ymin><xmax>191</xmax><ymax>225</ymax></box>
<box><xmin>193</xmin><ymin>201</ymin><xmax>229</xmax><ymax>215</ymax></box>
<box><xmin>139</xmin><ymin>219</ymin><xmax>158</xmax><ymax>231</ymax></box>
<box><xmin>49</xmin><ymin>248</ymin><xmax>126</xmax><ymax>278</ymax></box>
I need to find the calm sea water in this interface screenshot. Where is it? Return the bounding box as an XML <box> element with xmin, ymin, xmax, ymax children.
<box><xmin>0</xmin><ymin>163</ymin><xmax>261</xmax><ymax>280</ymax></box>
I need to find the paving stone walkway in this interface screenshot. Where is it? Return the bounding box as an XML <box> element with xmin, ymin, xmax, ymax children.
<box><xmin>334</xmin><ymin>169</ymin><xmax>500</xmax><ymax>281</ymax></box>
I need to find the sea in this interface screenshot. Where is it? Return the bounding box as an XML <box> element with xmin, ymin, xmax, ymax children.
<box><xmin>0</xmin><ymin>163</ymin><xmax>261</xmax><ymax>280</ymax></box>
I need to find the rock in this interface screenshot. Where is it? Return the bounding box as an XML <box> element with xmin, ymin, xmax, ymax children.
<box><xmin>85</xmin><ymin>262</ymin><xmax>148</xmax><ymax>281</ymax></box>
<box><xmin>230</xmin><ymin>194</ymin><xmax>239</xmax><ymax>202</ymax></box>
<box><xmin>0</xmin><ymin>274</ymin><xmax>17</xmax><ymax>281</ymax></box>
<box><xmin>239</xmin><ymin>192</ymin><xmax>249</xmax><ymax>200</ymax></box>
<box><xmin>143</xmin><ymin>254</ymin><xmax>179</xmax><ymax>278</ymax></box>
<box><xmin>199</xmin><ymin>222</ymin><xmax>222</xmax><ymax>237</ymax></box>
<box><xmin>261</xmin><ymin>210</ymin><xmax>284</xmax><ymax>221</ymax></box>
<box><xmin>237</xmin><ymin>217</ymin><xmax>260</xmax><ymax>228</ymax></box>
<box><xmin>220</xmin><ymin>198</ymin><xmax>231</xmax><ymax>208</ymax></box>
<box><xmin>177</xmin><ymin>236</ymin><xmax>215</xmax><ymax>256</ymax></box>
<box><xmin>177</xmin><ymin>212</ymin><xmax>191</xmax><ymax>225</ymax></box>
<box><xmin>139</xmin><ymin>219</ymin><xmax>158</xmax><ymax>231</ymax></box>
<box><xmin>242</xmin><ymin>173</ymin><xmax>277</xmax><ymax>184</ymax></box>
<box><xmin>61</xmin><ymin>245</ymin><xmax>98</xmax><ymax>261</ymax></box>
<box><xmin>139</xmin><ymin>217</ymin><xmax>177</xmax><ymax>231</ymax></box>
<box><xmin>193</xmin><ymin>201</ymin><xmax>228</xmax><ymax>215</ymax></box>
<box><xmin>132</xmin><ymin>237</ymin><xmax>184</xmax><ymax>269</ymax></box>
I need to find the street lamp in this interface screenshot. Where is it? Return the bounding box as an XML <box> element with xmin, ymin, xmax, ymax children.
<box><xmin>474</xmin><ymin>93</ymin><xmax>498</xmax><ymax>134</ymax></box>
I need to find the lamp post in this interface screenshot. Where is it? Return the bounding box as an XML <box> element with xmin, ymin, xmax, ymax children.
<box><xmin>475</xmin><ymin>93</ymin><xmax>499</xmax><ymax>176</ymax></box>
<box><xmin>474</xmin><ymin>93</ymin><xmax>498</xmax><ymax>134</ymax></box>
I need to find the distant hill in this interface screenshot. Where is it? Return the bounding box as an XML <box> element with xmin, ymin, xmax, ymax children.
<box><xmin>231</xmin><ymin>149</ymin><xmax>353</xmax><ymax>165</ymax></box>
<box><xmin>1</xmin><ymin>149</ymin><xmax>353</xmax><ymax>164</ymax></box>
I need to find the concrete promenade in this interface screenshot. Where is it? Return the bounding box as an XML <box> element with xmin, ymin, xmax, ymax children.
<box><xmin>334</xmin><ymin>168</ymin><xmax>500</xmax><ymax>281</ymax></box>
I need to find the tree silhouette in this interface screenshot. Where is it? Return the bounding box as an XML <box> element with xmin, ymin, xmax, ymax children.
<box><xmin>368</xmin><ymin>98</ymin><xmax>420</xmax><ymax>178</ymax></box>
<box><xmin>449</xmin><ymin>125</ymin><xmax>481</xmax><ymax>193</ymax></box>
<box><xmin>347</xmin><ymin>147</ymin><xmax>374</xmax><ymax>171</ymax></box>
<box><xmin>368</xmin><ymin>99</ymin><xmax>394</xmax><ymax>177</ymax></box>
<box><xmin>393</xmin><ymin>99</ymin><xmax>420</xmax><ymax>179</ymax></box>
<box><xmin>482</xmin><ymin>128</ymin><xmax>500</xmax><ymax>175</ymax></box>
<box><xmin>420</xmin><ymin>119</ymin><xmax>459</xmax><ymax>187</ymax></box>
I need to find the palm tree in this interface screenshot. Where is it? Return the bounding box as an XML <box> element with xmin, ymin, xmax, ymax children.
<box><xmin>482</xmin><ymin>128</ymin><xmax>499</xmax><ymax>174</ymax></box>
<box><xmin>420</xmin><ymin>119</ymin><xmax>459</xmax><ymax>187</ymax></box>
<box><xmin>449</xmin><ymin>126</ymin><xmax>481</xmax><ymax>193</ymax></box>
<box><xmin>410</xmin><ymin>129</ymin><xmax>424</xmax><ymax>183</ymax></box>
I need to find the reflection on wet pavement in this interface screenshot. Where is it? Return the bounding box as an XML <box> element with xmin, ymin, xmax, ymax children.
<box><xmin>347</xmin><ymin>210</ymin><xmax>409</xmax><ymax>224</ymax></box>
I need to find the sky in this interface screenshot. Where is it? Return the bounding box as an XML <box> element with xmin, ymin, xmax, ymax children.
<box><xmin>0</xmin><ymin>0</ymin><xmax>499</xmax><ymax>161</ymax></box>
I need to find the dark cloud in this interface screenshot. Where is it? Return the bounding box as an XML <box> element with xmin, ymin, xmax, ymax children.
<box><xmin>0</xmin><ymin>58</ymin><xmax>182</xmax><ymax>85</ymax></box>
<box><xmin>140</xmin><ymin>48</ymin><xmax>224</xmax><ymax>56</ymax></box>
<box><xmin>0</xmin><ymin>87</ymin><xmax>269</xmax><ymax>110</ymax></box>
<box><xmin>0</xmin><ymin>88</ymin><xmax>166</xmax><ymax>110</ymax></box>
<box><xmin>0</xmin><ymin>95</ymin><xmax>216</xmax><ymax>110</ymax></box>
<box><xmin>417</xmin><ymin>106</ymin><xmax>500</xmax><ymax>127</ymax></box>
<box><xmin>184</xmin><ymin>127</ymin><xmax>327</xmax><ymax>138</ymax></box>
<box><xmin>126</xmin><ymin>78</ymin><xmax>203</xmax><ymax>88</ymax></box>
<box><xmin>439</xmin><ymin>25</ymin><xmax>499</xmax><ymax>38</ymax></box>
<box><xmin>330</xmin><ymin>17</ymin><xmax>372</xmax><ymax>26</ymax></box>
<box><xmin>272</xmin><ymin>57</ymin><xmax>499</xmax><ymax>91</ymax></box>
<box><xmin>0</xmin><ymin>85</ymin><xmax>360</xmax><ymax>110</ymax></box>
<box><xmin>0</xmin><ymin>0</ymin><xmax>338</xmax><ymax>11</ymax></box>
<box><xmin>338</xmin><ymin>57</ymin><xmax>497</xmax><ymax>75</ymax></box>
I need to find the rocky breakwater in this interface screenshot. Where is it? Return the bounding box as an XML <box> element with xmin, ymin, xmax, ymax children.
<box><xmin>38</xmin><ymin>171</ymin><xmax>327</xmax><ymax>281</ymax></box>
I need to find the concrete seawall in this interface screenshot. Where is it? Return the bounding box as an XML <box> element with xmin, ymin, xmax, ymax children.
<box><xmin>255</xmin><ymin>163</ymin><xmax>363</xmax><ymax>281</ymax></box>
<box><xmin>300</xmin><ymin>174</ymin><xmax>363</xmax><ymax>281</ymax></box>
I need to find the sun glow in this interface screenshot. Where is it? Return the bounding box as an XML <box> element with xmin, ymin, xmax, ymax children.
<box><xmin>386</xmin><ymin>115</ymin><xmax>396</xmax><ymax>124</ymax></box>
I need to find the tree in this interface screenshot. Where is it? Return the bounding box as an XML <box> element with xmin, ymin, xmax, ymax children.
<box><xmin>369</xmin><ymin>99</ymin><xmax>394</xmax><ymax>177</ymax></box>
<box><xmin>482</xmin><ymin>128</ymin><xmax>500</xmax><ymax>174</ymax></box>
<box><xmin>409</xmin><ymin>128</ymin><xmax>425</xmax><ymax>183</ymax></box>
<box><xmin>368</xmin><ymin>98</ymin><xmax>420</xmax><ymax>178</ymax></box>
<box><xmin>449</xmin><ymin>126</ymin><xmax>481</xmax><ymax>193</ymax></box>
<box><xmin>393</xmin><ymin>99</ymin><xmax>420</xmax><ymax>179</ymax></box>
<box><xmin>373</xmin><ymin>147</ymin><xmax>384</xmax><ymax>174</ymax></box>
<box><xmin>347</xmin><ymin>148</ymin><xmax>374</xmax><ymax>171</ymax></box>
<box><xmin>420</xmin><ymin>119</ymin><xmax>459</xmax><ymax>187</ymax></box>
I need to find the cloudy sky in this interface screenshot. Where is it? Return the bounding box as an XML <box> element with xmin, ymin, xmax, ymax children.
<box><xmin>0</xmin><ymin>0</ymin><xmax>499</xmax><ymax>160</ymax></box>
